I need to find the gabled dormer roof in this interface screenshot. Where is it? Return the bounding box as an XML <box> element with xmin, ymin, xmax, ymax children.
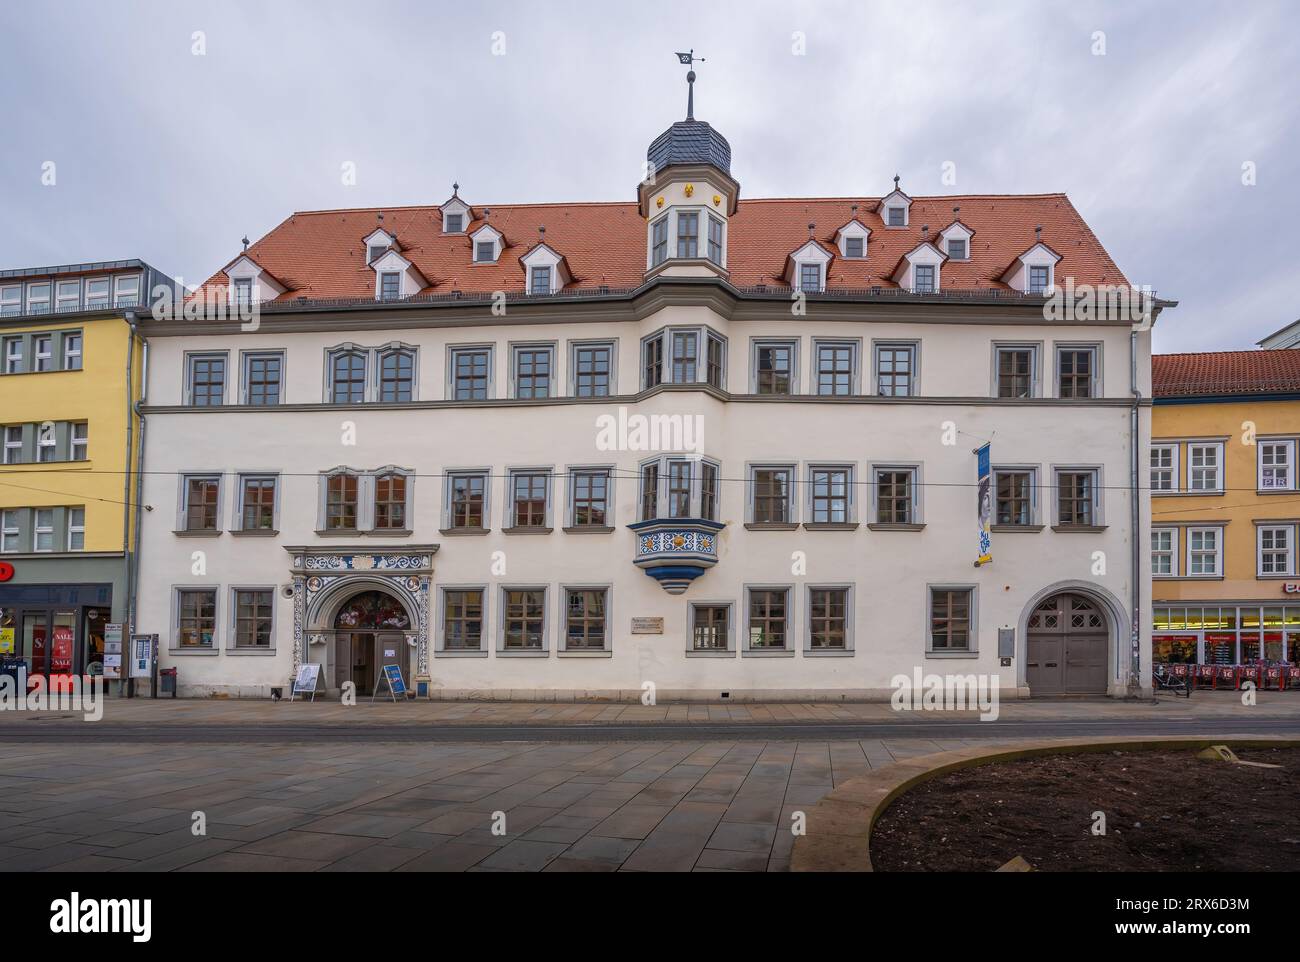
<box><xmin>998</xmin><ymin>241</ymin><xmax>1062</xmax><ymax>282</ymax></box>
<box><xmin>939</xmin><ymin>219</ymin><xmax>975</xmax><ymax>240</ymax></box>
<box><xmin>221</xmin><ymin>254</ymin><xmax>289</xmax><ymax>292</ymax></box>
<box><xmin>889</xmin><ymin>241</ymin><xmax>946</xmax><ymax>283</ymax></box>
<box><xmin>470</xmin><ymin>223</ymin><xmax>503</xmax><ymax>245</ymax></box>
<box><xmin>439</xmin><ymin>190</ymin><xmax>472</xmax><ymax>231</ymax></box>
<box><xmin>519</xmin><ymin>241</ymin><xmax>572</xmax><ymax>285</ymax></box>
<box><xmin>834</xmin><ymin>219</ymin><xmax>871</xmax><ymax>240</ymax></box>
<box><xmin>370</xmin><ymin>248</ymin><xmax>430</xmax><ymax>287</ymax></box>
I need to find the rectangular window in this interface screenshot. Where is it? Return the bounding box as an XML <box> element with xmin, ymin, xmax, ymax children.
<box><xmin>887</xmin><ymin>207</ymin><xmax>905</xmax><ymax>227</ymax></box>
<box><xmin>452</xmin><ymin>348</ymin><xmax>491</xmax><ymax>400</ymax></box>
<box><xmin>643</xmin><ymin>335</ymin><xmax>663</xmax><ymax>388</ymax></box>
<box><xmin>671</xmin><ymin>331</ymin><xmax>698</xmax><ymax>383</ymax></box>
<box><xmin>570</xmin><ymin>470</ymin><xmax>609</xmax><ymax>527</ymax></box>
<box><xmin>996</xmin><ymin>346</ymin><xmax>1036</xmax><ymax>398</ymax></box>
<box><xmin>55</xmin><ymin>280</ymin><xmax>80</xmax><ymax>312</ymax></box>
<box><xmin>640</xmin><ymin>462</ymin><xmax>659</xmax><ymax>520</ymax></box>
<box><xmin>3</xmin><ymin>337</ymin><xmax>21</xmax><ymax>373</ymax></box>
<box><xmin>676</xmin><ymin>212</ymin><xmax>699</xmax><ymax>258</ymax></box>
<box><xmin>4</xmin><ymin>425</ymin><xmax>22</xmax><ymax>464</ymax></box>
<box><xmin>755</xmin><ymin>342</ymin><xmax>794</xmax><ymax>395</ymax></box>
<box><xmin>747</xmin><ymin>589</ymin><xmax>788</xmax><ymax>649</ymax></box>
<box><xmin>368</xmin><ymin>244</ymin><xmax>388</xmax><ymax>263</ymax></box>
<box><xmin>184</xmin><ymin>476</ymin><xmax>221</xmax><ymax>531</ymax></box>
<box><xmin>692</xmin><ymin>604</ymin><xmax>729</xmax><ymax>651</ymax></box>
<box><xmin>565</xmin><ymin>588</ymin><xmax>607</xmax><ymax>650</ymax></box>
<box><xmin>113</xmin><ymin>275</ymin><xmax>141</xmax><ymax>306</ymax></box>
<box><xmin>875</xmin><ymin>468</ymin><xmax>915</xmax><ymax>524</ymax></box>
<box><xmin>799</xmin><ymin>262</ymin><xmax>821</xmax><ymax>293</ymax></box>
<box><xmin>1151</xmin><ymin>528</ymin><xmax>1176</xmax><ymax>576</ymax></box>
<box><xmin>62</xmin><ymin>333</ymin><xmax>82</xmax><ymax>370</ymax></box>
<box><xmin>1188</xmin><ymin>443</ymin><xmax>1223</xmax><ymax>492</ymax></box>
<box><xmin>373</xmin><ymin>473</ymin><xmax>407</xmax><ymax>530</ymax></box>
<box><xmin>1056</xmin><ymin>470</ymin><xmax>1097</xmax><ymax>527</ymax></box>
<box><xmin>947</xmin><ymin>238</ymin><xmax>966</xmax><ymax>259</ymax></box>
<box><xmin>0</xmin><ymin>286</ymin><xmax>20</xmax><ymax>317</ymax></box>
<box><xmin>1259</xmin><ymin>440</ymin><xmax>1295</xmax><ymax>490</ymax></box>
<box><xmin>379</xmin><ymin>272</ymin><xmax>401</xmax><ymax>301</ymax></box>
<box><xmin>809</xmin><ymin>587</ymin><xmax>849</xmax><ymax>650</ymax></box>
<box><xmin>475</xmin><ymin>241</ymin><xmax>495</xmax><ymax>262</ymax></box>
<box><xmin>233</xmin><ymin>277</ymin><xmax>253</xmax><ymax>307</ymax></box>
<box><xmin>330</xmin><ymin>350</ymin><xmax>367</xmax><ymax>404</ymax></box>
<box><xmin>1150</xmin><ymin>444</ymin><xmax>1177</xmax><ymax>491</ymax></box>
<box><xmin>514</xmin><ymin>346</ymin><xmax>553</xmax><ymax>399</ymax></box>
<box><xmin>70</xmin><ymin>422</ymin><xmax>88</xmax><ymax>461</ymax></box>
<box><xmin>651</xmin><ymin>217</ymin><xmax>669</xmax><ymax>267</ymax></box>
<box><xmin>444</xmin><ymin>590</ymin><xmax>484</xmax><ymax>650</ymax></box>
<box><xmin>34</xmin><ymin>509</ymin><xmax>54</xmax><ymax>552</ymax></box>
<box><xmin>37</xmin><ymin>425</ymin><xmax>55</xmax><ymax>463</ymax></box>
<box><xmin>34</xmin><ymin>335</ymin><xmax>53</xmax><ymax>372</ymax></box>
<box><xmin>0</xmin><ymin>510</ymin><xmax>18</xmax><ymax>553</ymax></box>
<box><xmin>913</xmin><ymin>264</ymin><xmax>935</xmax><ymax>293</ymax></box>
<box><xmin>929</xmin><ymin>588</ymin><xmax>972</xmax><ymax>651</ymax></box>
<box><xmin>874</xmin><ymin>342</ymin><xmax>916</xmax><ymax>396</ymax></box>
<box><xmin>511</xmin><ymin>472</ymin><xmax>548</xmax><ymax>528</ymax></box>
<box><xmin>448</xmin><ymin>473</ymin><xmax>487</xmax><ymax>529</ymax></box>
<box><xmin>244</xmin><ymin>352</ymin><xmax>282</xmax><ymax>405</ymax></box>
<box><xmin>27</xmin><ymin>283</ymin><xmax>51</xmax><ymax>315</ymax></box>
<box><xmin>706</xmin><ymin>333</ymin><xmax>725</xmax><ymax>389</ymax></box>
<box><xmin>994</xmin><ymin>470</ymin><xmax>1033</xmax><ymax>526</ymax></box>
<box><xmin>187</xmin><ymin>353</ymin><xmax>226</xmax><ymax>406</ymax></box>
<box><xmin>444</xmin><ymin>213</ymin><xmax>463</xmax><ymax>233</ymax></box>
<box><xmin>325</xmin><ymin>473</ymin><xmax>358</xmax><ymax>530</ymax></box>
<box><xmin>845</xmin><ymin>236</ymin><xmax>864</xmax><ymax>258</ymax></box>
<box><xmin>1028</xmin><ymin>265</ymin><xmax>1050</xmax><ymax>294</ymax></box>
<box><xmin>1187</xmin><ymin>527</ymin><xmax>1221</xmax><ymax>576</ymax></box>
<box><xmin>666</xmin><ymin>460</ymin><xmax>692</xmax><ymax>519</ymax></box>
<box><xmin>810</xmin><ymin>467</ymin><xmax>850</xmax><ymax>524</ymax></box>
<box><xmin>816</xmin><ymin>342</ymin><xmax>855</xmax><ymax>396</ymax></box>
<box><xmin>503</xmin><ymin>589</ymin><xmax>544</xmax><ymax>650</ymax></box>
<box><xmin>529</xmin><ymin>266</ymin><xmax>552</xmax><ymax>295</ymax></box>
<box><xmin>752</xmin><ymin>467</ymin><xmax>792</xmax><ymax>524</ymax></box>
<box><xmin>1057</xmin><ymin>346</ymin><xmax>1096</xmax><ymax>398</ymax></box>
<box><xmin>233</xmin><ymin>589</ymin><xmax>273</xmax><ymax>649</ymax></box>
<box><xmin>84</xmin><ymin>278</ymin><xmax>110</xmax><ymax>309</ymax></box>
<box><xmin>66</xmin><ymin>507</ymin><xmax>85</xmax><ymax>551</ymax></box>
<box><xmin>1259</xmin><ymin>526</ymin><xmax>1295</xmax><ymax>576</ymax></box>
<box><xmin>573</xmin><ymin>344</ymin><xmax>612</xmax><ymax>398</ymax></box>
<box><xmin>700</xmin><ymin>461</ymin><xmax>718</xmax><ymax>521</ymax></box>
<box><xmin>707</xmin><ymin>215</ymin><xmax>724</xmax><ymax>263</ymax></box>
<box><xmin>177</xmin><ymin>589</ymin><xmax>217</xmax><ymax>648</ymax></box>
<box><xmin>240</xmin><ymin>475</ymin><xmax>277</xmax><ymax>531</ymax></box>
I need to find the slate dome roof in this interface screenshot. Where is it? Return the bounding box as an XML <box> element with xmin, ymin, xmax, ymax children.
<box><xmin>647</xmin><ymin>119</ymin><xmax>732</xmax><ymax>176</ymax></box>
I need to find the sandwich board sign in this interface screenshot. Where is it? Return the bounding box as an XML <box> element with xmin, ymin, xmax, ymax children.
<box><xmin>291</xmin><ymin>663</ymin><xmax>323</xmax><ymax>702</ymax></box>
<box><xmin>372</xmin><ymin>663</ymin><xmax>407</xmax><ymax>703</ymax></box>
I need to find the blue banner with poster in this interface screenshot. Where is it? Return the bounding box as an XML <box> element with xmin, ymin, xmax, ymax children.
<box><xmin>976</xmin><ymin>443</ymin><xmax>992</xmax><ymax>566</ymax></box>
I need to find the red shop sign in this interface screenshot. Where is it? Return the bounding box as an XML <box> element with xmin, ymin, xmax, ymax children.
<box><xmin>0</xmin><ymin>561</ymin><xmax>13</xmax><ymax>582</ymax></box>
<box><xmin>51</xmin><ymin>627</ymin><xmax>74</xmax><ymax>674</ymax></box>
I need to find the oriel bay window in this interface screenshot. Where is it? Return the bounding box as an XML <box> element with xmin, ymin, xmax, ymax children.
<box><xmin>176</xmin><ymin>588</ymin><xmax>217</xmax><ymax>649</ymax></box>
<box><xmin>509</xmin><ymin>470</ymin><xmax>551</xmax><ymax>530</ymax></box>
<box><xmin>650</xmin><ymin>217</ymin><xmax>669</xmax><ymax>267</ymax></box>
<box><xmin>640</xmin><ymin>456</ymin><xmax>721</xmax><ymax>521</ymax></box>
<box><xmin>641</xmin><ymin>327</ymin><xmax>726</xmax><ymax>388</ymax></box>
<box><xmin>502</xmin><ymin>588</ymin><xmax>546</xmax><ymax>652</ymax></box>
<box><xmin>563</xmin><ymin>588</ymin><xmax>608</xmax><ymax>652</ymax></box>
<box><xmin>568</xmin><ymin>469</ymin><xmax>611</xmax><ymax>528</ymax></box>
<box><xmin>676</xmin><ymin>211</ymin><xmax>699</xmax><ymax>258</ymax></box>
<box><xmin>750</xmin><ymin>465</ymin><xmax>794</xmax><ymax>525</ymax></box>
<box><xmin>929</xmin><ymin>587</ymin><xmax>974</xmax><ymax>653</ymax></box>
<box><xmin>232</xmin><ymin>589</ymin><xmax>273</xmax><ymax>649</ymax></box>
<box><xmin>446</xmin><ymin>471</ymin><xmax>488</xmax><ymax>531</ymax></box>
<box><xmin>746</xmin><ymin>588</ymin><xmax>790</xmax><ymax>651</ymax></box>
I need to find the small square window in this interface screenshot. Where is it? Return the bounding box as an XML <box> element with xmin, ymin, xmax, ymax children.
<box><xmin>947</xmin><ymin>238</ymin><xmax>966</xmax><ymax>259</ymax></box>
<box><xmin>887</xmin><ymin>207</ymin><xmax>905</xmax><ymax>227</ymax></box>
<box><xmin>475</xmin><ymin>241</ymin><xmax>495</xmax><ymax>262</ymax></box>
<box><xmin>444</xmin><ymin>589</ymin><xmax>484</xmax><ymax>650</ymax></box>
<box><xmin>844</xmin><ymin>236</ymin><xmax>864</xmax><ymax>258</ymax></box>
<box><xmin>444</xmin><ymin>213</ymin><xmax>463</xmax><ymax>233</ymax></box>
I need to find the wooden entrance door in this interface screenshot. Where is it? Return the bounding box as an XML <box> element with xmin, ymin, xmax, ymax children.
<box><xmin>1026</xmin><ymin>593</ymin><xmax>1109</xmax><ymax>695</ymax></box>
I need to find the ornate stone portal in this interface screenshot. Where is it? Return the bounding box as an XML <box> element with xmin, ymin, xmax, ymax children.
<box><xmin>285</xmin><ymin>545</ymin><xmax>438</xmax><ymax>682</ymax></box>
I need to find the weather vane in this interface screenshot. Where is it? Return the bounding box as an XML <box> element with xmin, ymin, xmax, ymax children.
<box><xmin>675</xmin><ymin>50</ymin><xmax>705</xmax><ymax>120</ymax></box>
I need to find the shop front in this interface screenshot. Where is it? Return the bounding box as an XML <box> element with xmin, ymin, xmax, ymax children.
<box><xmin>0</xmin><ymin>555</ymin><xmax>125</xmax><ymax>684</ymax></box>
<box><xmin>1152</xmin><ymin>602</ymin><xmax>1300</xmax><ymax>689</ymax></box>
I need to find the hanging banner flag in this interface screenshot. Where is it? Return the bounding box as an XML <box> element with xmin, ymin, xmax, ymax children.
<box><xmin>975</xmin><ymin>443</ymin><xmax>992</xmax><ymax>566</ymax></box>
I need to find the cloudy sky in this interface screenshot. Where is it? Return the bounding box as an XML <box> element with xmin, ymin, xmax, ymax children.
<box><xmin>1</xmin><ymin>0</ymin><xmax>1295</xmax><ymax>352</ymax></box>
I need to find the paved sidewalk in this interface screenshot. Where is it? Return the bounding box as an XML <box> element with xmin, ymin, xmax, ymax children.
<box><xmin>2</xmin><ymin>690</ymin><xmax>1295</xmax><ymax>728</ymax></box>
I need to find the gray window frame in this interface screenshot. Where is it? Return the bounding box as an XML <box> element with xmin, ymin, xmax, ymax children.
<box><xmin>872</xmin><ymin>340</ymin><xmax>919</xmax><ymax>397</ymax></box>
<box><xmin>437</xmin><ymin>584</ymin><xmax>489</xmax><ymax>656</ymax></box>
<box><xmin>687</xmin><ymin>600</ymin><xmax>735</xmax><ymax>656</ymax></box>
<box><xmin>228</xmin><ymin>585</ymin><xmax>276</xmax><ymax>652</ymax></box>
<box><xmin>742</xmin><ymin>585</ymin><xmax>794</xmax><ymax>656</ymax></box>
<box><xmin>804</xmin><ymin>583</ymin><xmax>854</xmax><ymax>655</ymax></box>
<box><xmin>750</xmin><ymin>338</ymin><xmax>799</xmax><ymax>395</ymax></box>
<box><xmin>443</xmin><ymin>468</ymin><xmax>491</xmax><ymax>532</ymax></box>
<box><xmin>184</xmin><ymin>350</ymin><xmax>229</xmax><ymax>407</ymax></box>
<box><xmin>447</xmin><ymin>344</ymin><xmax>495</xmax><ymax>401</ymax></box>
<box><xmin>497</xmin><ymin>584</ymin><xmax>549</xmax><ymax>656</ymax></box>
<box><xmin>240</xmin><ymin>350</ymin><xmax>285</xmax><ymax>406</ymax></box>
<box><xmin>926</xmin><ymin>584</ymin><xmax>978</xmax><ymax>657</ymax></box>
<box><xmin>812</xmin><ymin>338</ymin><xmax>860</xmax><ymax>396</ymax></box>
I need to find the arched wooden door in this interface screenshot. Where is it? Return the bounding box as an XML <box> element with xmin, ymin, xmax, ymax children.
<box><xmin>1026</xmin><ymin>593</ymin><xmax>1108</xmax><ymax>694</ymax></box>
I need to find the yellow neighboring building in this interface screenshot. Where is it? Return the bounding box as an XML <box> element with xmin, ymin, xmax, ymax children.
<box><xmin>0</xmin><ymin>260</ymin><xmax>174</xmax><ymax>679</ymax></box>
<box><xmin>1151</xmin><ymin>350</ymin><xmax>1300</xmax><ymax>671</ymax></box>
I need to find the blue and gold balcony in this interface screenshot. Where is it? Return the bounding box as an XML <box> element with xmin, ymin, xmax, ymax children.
<box><xmin>628</xmin><ymin>518</ymin><xmax>724</xmax><ymax>594</ymax></box>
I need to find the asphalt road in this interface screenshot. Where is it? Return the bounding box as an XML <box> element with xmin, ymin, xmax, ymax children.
<box><xmin>4</xmin><ymin>715</ymin><xmax>1299</xmax><ymax>742</ymax></box>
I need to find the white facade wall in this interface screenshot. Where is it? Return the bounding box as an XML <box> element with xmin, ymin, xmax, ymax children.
<box><xmin>135</xmin><ymin>304</ymin><xmax>1154</xmax><ymax>699</ymax></box>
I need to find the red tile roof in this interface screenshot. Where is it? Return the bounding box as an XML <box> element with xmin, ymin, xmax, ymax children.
<box><xmin>1153</xmin><ymin>351</ymin><xmax>1300</xmax><ymax>398</ymax></box>
<box><xmin>193</xmin><ymin>192</ymin><xmax>1128</xmax><ymax>301</ymax></box>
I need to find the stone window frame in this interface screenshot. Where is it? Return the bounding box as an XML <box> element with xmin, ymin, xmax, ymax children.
<box><xmin>925</xmin><ymin>583</ymin><xmax>979</xmax><ymax>658</ymax></box>
<box><xmin>175</xmin><ymin>471</ymin><xmax>225</xmax><ymax>535</ymax></box>
<box><xmin>497</xmin><ymin>583</ymin><xmax>550</xmax><ymax>657</ymax></box>
<box><xmin>227</xmin><ymin>585</ymin><xmax>278</xmax><ymax>654</ymax></box>
<box><xmin>742</xmin><ymin>584</ymin><xmax>795</xmax><ymax>657</ymax></box>
<box><xmin>558</xmin><ymin>583</ymin><xmax>614</xmax><ymax>656</ymax></box>
<box><xmin>686</xmin><ymin>599</ymin><xmax>735</xmax><ymax>657</ymax></box>
<box><xmin>804</xmin><ymin>583</ymin><xmax>855</xmax><ymax>656</ymax></box>
<box><xmin>436</xmin><ymin>584</ymin><xmax>490</xmax><ymax>657</ymax></box>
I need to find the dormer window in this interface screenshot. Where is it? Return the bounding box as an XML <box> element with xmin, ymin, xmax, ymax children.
<box><xmin>475</xmin><ymin>242</ymin><xmax>494</xmax><ymax>263</ymax></box>
<box><xmin>1029</xmin><ymin>265</ymin><xmax>1049</xmax><ymax>295</ymax></box>
<box><xmin>234</xmin><ymin>277</ymin><xmax>253</xmax><ymax>306</ymax></box>
<box><xmin>444</xmin><ymin>213</ymin><xmax>463</xmax><ymax>233</ymax></box>
<box><xmin>470</xmin><ymin>224</ymin><xmax>502</xmax><ymax>263</ymax></box>
<box><xmin>999</xmin><ymin>241</ymin><xmax>1061</xmax><ymax>295</ymax></box>
<box><xmin>887</xmin><ymin>207</ymin><xmax>905</xmax><ymax>227</ymax></box>
<box><xmin>914</xmin><ymin>265</ymin><xmax>936</xmax><ymax>294</ymax></box>
<box><xmin>379</xmin><ymin>272</ymin><xmax>401</xmax><ymax>301</ymax></box>
<box><xmin>530</xmin><ymin>266</ymin><xmax>552</xmax><ymax>295</ymax></box>
<box><xmin>845</xmin><ymin>237</ymin><xmax>864</xmax><ymax>258</ymax></box>
<box><xmin>368</xmin><ymin>244</ymin><xmax>388</xmax><ymax>263</ymax></box>
<box><xmin>799</xmin><ymin>263</ymin><xmax>823</xmax><ymax>293</ymax></box>
<box><xmin>947</xmin><ymin>238</ymin><xmax>966</xmax><ymax>260</ymax></box>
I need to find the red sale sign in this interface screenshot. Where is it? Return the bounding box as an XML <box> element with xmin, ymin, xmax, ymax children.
<box><xmin>51</xmin><ymin>627</ymin><xmax>74</xmax><ymax>673</ymax></box>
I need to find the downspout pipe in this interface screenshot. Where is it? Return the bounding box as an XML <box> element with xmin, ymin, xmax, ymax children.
<box><xmin>121</xmin><ymin>312</ymin><xmax>138</xmax><ymax>697</ymax></box>
<box><xmin>1127</xmin><ymin>326</ymin><xmax>1142</xmax><ymax>698</ymax></box>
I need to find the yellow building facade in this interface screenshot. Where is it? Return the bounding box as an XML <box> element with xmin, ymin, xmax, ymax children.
<box><xmin>1151</xmin><ymin>350</ymin><xmax>1300</xmax><ymax>676</ymax></box>
<box><xmin>0</xmin><ymin>260</ymin><xmax>172</xmax><ymax>678</ymax></box>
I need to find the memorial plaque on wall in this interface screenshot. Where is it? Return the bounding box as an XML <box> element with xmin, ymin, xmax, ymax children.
<box><xmin>631</xmin><ymin>617</ymin><xmax>664</xmax><ymax>634</ymax></box>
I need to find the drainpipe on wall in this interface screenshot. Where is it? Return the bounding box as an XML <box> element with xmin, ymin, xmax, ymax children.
<box><xmin>120</xmin><ymin>312</ymin><xmax>138</xmax><ymax>697</ymax></box>
<box><xmin>128</xmin><ymin>327</ymin><xmax>149</xmax><ymax>679</ymax></box>
<box><xmin>1126</xmin><ymin>326</ymin><xmax>1143</xmax><ymax>698</ymax></box>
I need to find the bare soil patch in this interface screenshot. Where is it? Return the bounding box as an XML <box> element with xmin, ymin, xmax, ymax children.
<box><xmin>870</xmin><ymin>746</ymin><xmax>1300</xmax><ymax>871</ymax></box>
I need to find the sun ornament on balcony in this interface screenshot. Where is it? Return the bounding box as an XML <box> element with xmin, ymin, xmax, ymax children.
<box><xmin>628</xmin><ymin>517</ymin><xmax>725</xmax><ymax>594</ymax></box>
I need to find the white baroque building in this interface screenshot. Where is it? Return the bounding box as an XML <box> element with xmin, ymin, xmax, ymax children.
<box><xmin>134</xmin><ymin>82</ymin><xmax>1169</xmax><ymax>700</ymax></box>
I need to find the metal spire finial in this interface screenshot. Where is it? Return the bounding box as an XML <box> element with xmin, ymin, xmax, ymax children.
<box><xmin>675</xmin><ymin>50</ymin><xmax>705</xmax><ymax>120</ymax></box>
<box><xmin>241</xmin><ymin>235</ymin><xmax>249</xmax><ymax>252</ymax></box>
<box><xmin>893</xmin><ymin>174</ymin><xmax>900</xmax><ymax>191</ymax></box>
